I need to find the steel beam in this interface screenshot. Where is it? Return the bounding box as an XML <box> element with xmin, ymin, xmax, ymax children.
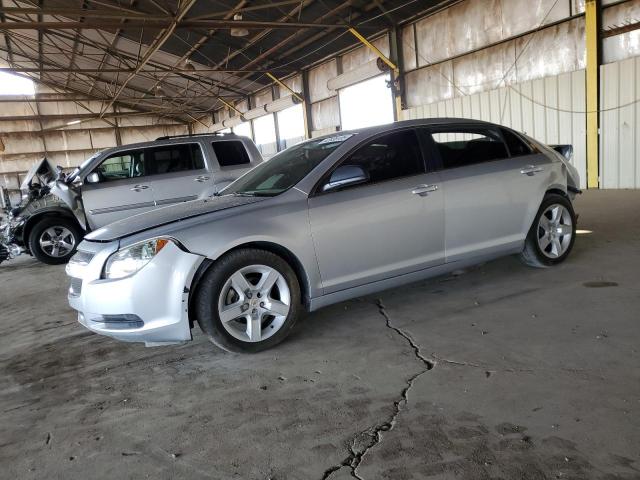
<box><xmin>585</xmin><ymin>0</ymin><xmax>600</xmax><ymax>189</ymax></box>
<box><xmin>0</xmin><ymin>18</ymin><xmax>372</xmax><ymax>30</ymax></box>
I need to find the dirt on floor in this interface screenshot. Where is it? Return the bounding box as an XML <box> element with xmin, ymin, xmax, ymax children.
<box><xmin>1</xmin><ymin>190</ymin><xmax>639</xmax><ymax>480</ymax></box>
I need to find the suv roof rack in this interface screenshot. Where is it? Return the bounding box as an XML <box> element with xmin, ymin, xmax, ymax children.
<box><xmin>155</xmin><ymin>132</ymin><xmax>235</xmax><ymax>141</ymax></box>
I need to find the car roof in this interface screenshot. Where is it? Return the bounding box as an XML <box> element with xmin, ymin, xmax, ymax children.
<box><xmin>307</xmin><ymin>117</ymin><xmax>506</xmax><ymax>144</ymax></box>
<box><xmin>101</xmin><ymin>132</ymin><xmax>251</xmax><ymax>153</ymax></box>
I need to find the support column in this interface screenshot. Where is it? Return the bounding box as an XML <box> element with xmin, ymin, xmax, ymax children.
<box><xmin>389</xmin><ymin>28</ymin><xmax>405</xmax><ymax>121</ymax></box>
<box><xmin>301</xmin><ymin>70</ymin><xmax>313</xmax><ymax>139</ymax></box>
<box><xmin>585</xmin><ymin>0</ymin><xmax>600</xmax><ymax>188</ymax></box>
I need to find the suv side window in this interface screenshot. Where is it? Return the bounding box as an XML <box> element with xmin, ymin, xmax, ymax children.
<box><xmin>430</xmin><ymin>128</ymin><xmax>508</xmax><ymax>169</ymax></box>
<box><xmin>336</xmin><ymin>130</ymin><xmax>424</xmax><ymax>187</ymax></box>
<box><xmin>501</xmin><ymin>128</ymin><xmax>533</xmax><ymax>157</ymax></box>
<box><xmin>147</xmin><ymin>143</ymin><xmax>204</xmax><ymax>175</ymax></box>
<box><xmin>96</xmin><ymin>150</ymin><xmax>145</xmax><ymax>181</ymax></box>
<box><xmin>212</xmin><ymin>141</ymin><xmax>251</xmax><ymax>167</ymax></box>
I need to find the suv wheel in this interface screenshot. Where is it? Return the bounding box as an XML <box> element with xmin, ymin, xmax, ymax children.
<box><xmin>520</xmin><ymin>193</ymin><xmax>576</xmax><ymax>268</ymax></box>
<box><xmin>29</xmin><ymin>217</ymin><xmax>83</xmax><ymax>265</ymax></box>
<box><xmin>194</xmin><ymin>249</ymin><xmax>301</xmax><ymax>353</ymax></box>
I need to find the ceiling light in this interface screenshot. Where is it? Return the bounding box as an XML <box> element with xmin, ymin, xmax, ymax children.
<box><xmin>67</xmin><ymin>119</ymin><xmax>81</xmax><ymax>125</ymax></box>
<box><xmin>154</xmin><ymin>85</ymin><xmax>165</xmax><ymax>97</ymax></box>
<box><xmin>230</xmin><ymin>13</ymin><xmax>249</xmax><ymax>37</ymax></box>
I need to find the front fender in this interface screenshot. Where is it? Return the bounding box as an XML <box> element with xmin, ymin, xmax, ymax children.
<box><xmin>49</xmin><ymin>182</ymin><xmax>86</xmax><ymax>230</ymax></box>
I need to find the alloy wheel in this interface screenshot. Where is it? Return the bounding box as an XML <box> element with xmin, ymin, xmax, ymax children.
<box><xmin>217</xmin><ymin>264</ymin><xmax>291</xmax><ymax>343</ymax></box>
<box><xmin>537</xmin><ymin>204</ymin><xmax>573</xmax><ymax>259</ymax></box>
<box><xmin>39</xmin><ymin>226</ymin><xmax>76</xmax><ymax>258</ymax></box>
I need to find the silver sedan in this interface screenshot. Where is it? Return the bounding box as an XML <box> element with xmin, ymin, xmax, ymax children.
<box><xmin>66</xmin><ymin>119</ymin><xmax>581</xmax><ymax>352</ymax></box>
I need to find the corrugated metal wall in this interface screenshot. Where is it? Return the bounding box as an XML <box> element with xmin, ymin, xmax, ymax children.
<box><xmin>600</xmin><ymin>56</ymin><xmax>640</xmax><ymax>188</ymax></box>
<box><xmin>401</xmin><ymin>70</ymin><xmax>588</xmax><ymax>189</ymax></box>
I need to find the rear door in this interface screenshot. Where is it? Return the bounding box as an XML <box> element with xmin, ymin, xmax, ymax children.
<box><xmin>426</xmin><ymin>125</ymin><xmax>543</xmax><ymax>262</ymax></box>
<box><xmin>145</xmin><ymin>142</ymin><xmax>215</xmax><ymax>207</ymax></box>
<box><xmin>81</xmin><ymin>149</ymin><xmax>156</xmax><ymax>229</ymax></box>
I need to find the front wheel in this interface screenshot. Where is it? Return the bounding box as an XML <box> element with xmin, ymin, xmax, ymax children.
<box><xmin>29</xmin><ymin>216</ymin><xmax>83</xmax><ymax>265</ymax></box>
<box><xmin>520</xmin><ymin>193</ymin><xmax>576</xmax><ymax>268</ymax></box>
<box><xmin>194</xmin><ymin>249</ymin><xmax>302</xmax><ymax>353</ymax></box>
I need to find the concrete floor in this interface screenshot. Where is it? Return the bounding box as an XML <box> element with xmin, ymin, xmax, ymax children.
<box><xmin>1</xmin><ymin>190</ymin><xmax>639</xmax><ymax>480</ymax></box>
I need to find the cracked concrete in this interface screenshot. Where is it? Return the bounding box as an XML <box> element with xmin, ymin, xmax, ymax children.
<box><xmin>323</xmin><ymin>301</ymin><xmax>434</xmax><ymax>480</ymax></box>
<box><xmin>1</xmin><ymin>190</ymin><xmax>639</xmax><ymax>479</ymax></box>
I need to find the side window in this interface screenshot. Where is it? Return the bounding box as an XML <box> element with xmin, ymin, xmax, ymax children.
<box><xmin>501</xmin><ymin>129</ymin><xmax>533</xmax><ymax>157</ymax></box>
<box><xmin>211</xmin><ymin>141</ymin><xmax>251</xmax><ymax>167</ymax></box>
<box><xmin>96</xmin><ymin>151</ymin><xmax>145</xmax><ymax>181</ymax></box>
<box><xmin>340</xmin><ymin>130</ymin><xmax>424</xmax><ymax>186</ymax></box>
<box><xmin>430</xmin><ymin>128</ymin><xmax>508</xmax><ymax>169</ymax></box>
<box><xmin>147</xmin><ymin>144</ymin><xmax>204</xmax><ymax>175</ymax></box>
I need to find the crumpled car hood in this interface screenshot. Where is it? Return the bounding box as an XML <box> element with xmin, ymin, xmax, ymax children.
<box><xmin>21</xmin><ymin>158</ymin><xmax>57</xmax><ymax>192</ymax></box>
<box><xmin>85</xmin><ymin>195</ymin><xmax>266</xmax><ymax>242</ymax></box>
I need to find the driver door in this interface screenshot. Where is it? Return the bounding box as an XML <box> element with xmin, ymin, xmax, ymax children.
<box><xmin>308</xmin><ymin>129</ymin><xmax>445</xmax><ymax>294</ymax></box>
<box><xmin>82</xmin><ymin>149</ymin><xmax>156</xmax><ymax>229</ymax></box>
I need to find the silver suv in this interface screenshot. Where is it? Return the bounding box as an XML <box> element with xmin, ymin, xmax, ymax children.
<box><xmin>0</xmin><ymin>133</ymin><xmax>262</xmax><ymax>265</ymax></box>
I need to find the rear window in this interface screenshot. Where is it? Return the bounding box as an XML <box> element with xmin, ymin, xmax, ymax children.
<box><xmin>146</xmin><ymin>143</ymin><xmax>204</xmax><ymax>175</ymax></box>
<box><xmin>430</xmin><ymin>128</ymin><xmax>508</xmax><ymax>169</ymax></box>
<box><xmin>212</xmin><ymin>141</ymin><xmax>251</xmax><ymax>167</ymax></box>
<box><xmin>501</xmin><ymin>129</ymin><xmax>533</xmax><ymax>157</ymax></box>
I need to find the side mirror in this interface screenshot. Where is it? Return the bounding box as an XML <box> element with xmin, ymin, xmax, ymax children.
<box><xmin>85</xmin><ymin>172</ymin><xmax>101</xmax><ymax>184</ymax></box>
<box><xmin>322</xmin><ymin>165</ymin><xmax>369</xmax><ymax>192</ymax></box>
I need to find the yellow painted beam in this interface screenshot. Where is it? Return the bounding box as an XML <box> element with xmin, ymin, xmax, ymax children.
<box><xmin>348</xmin><ymin>28</ymin><xmax>398</xmax><ymax>74</ymax></box>
<box><xmin>218</xmin><ymin>98</ymin><xmax>244</xmax><ymax>118</ymax></box>
<box><xmin>266</xmin><ymin>72</ymin><xmax>304</xmax><ymax>103</ymax></box>
<box><xmin>585</xmin><ymin>0</ymin><xmax>600</xmax><ymax>188</ymax></box>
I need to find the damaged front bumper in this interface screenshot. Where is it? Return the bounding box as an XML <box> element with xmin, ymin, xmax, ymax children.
<box><xmin>66</xmin><ymin>239</ymin><xmax>205</xmax><ymax>346</ymax></box>
<box><xmin>0</xmin><ymin>217</ymin><xmax>25</xmax><ymax>263</ymax></box>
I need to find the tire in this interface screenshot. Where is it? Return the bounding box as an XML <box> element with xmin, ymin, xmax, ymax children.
<box><xmin>194</xmin><ymin>248</ymin><xmax>302</xmax><ymax>353</ymax></box>
<box><xmin>28</xmin><ymin>216</ymin><xmax>83</xmax><ymax>265</ymax></box>
<box><xmin>520</xmin><ymin>193</ymin><xmax>576</xmax><ymax>268</ymax></box>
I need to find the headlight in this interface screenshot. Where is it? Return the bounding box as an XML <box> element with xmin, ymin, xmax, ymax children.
<box><xmin>103</xmin><ymin>237</ymin><xmax>172</xmax><ymax>279</ymax></box>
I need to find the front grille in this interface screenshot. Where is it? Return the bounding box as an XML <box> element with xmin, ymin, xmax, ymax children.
<box><xmin>69</xmin><ymin>250</ymin><xmax>95</xmax><ymax>266</ymax></box>
<box><xmin>69</xmin><ymin>277</ymin><xmax>82</xmax><ymax>297</ymax></box>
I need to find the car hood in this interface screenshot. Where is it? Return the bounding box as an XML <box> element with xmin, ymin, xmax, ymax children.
<box><xmin>21</xmin><ymin>158</ymin><xmax>57</xmax><ymax>191</ymax></box>
<box><xmin>85</xmin><ymin>195</ymin><xmax>266</xmax><ymax>242</ymax></box>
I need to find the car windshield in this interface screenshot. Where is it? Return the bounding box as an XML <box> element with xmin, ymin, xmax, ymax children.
<box><xmin>221</xmin><ymin>134</ymin><xmax>353</xmax><ymax>197</ymax></box>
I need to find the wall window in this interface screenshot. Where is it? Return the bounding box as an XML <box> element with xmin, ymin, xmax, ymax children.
<box><xmin>339</xmin><ymin>74</ymin><xmax>394</xmax><ymax>130</ymax></box>
<box><xmin>233</xmin><ymin>121</ymin><xmax>252</xmax><ymax>139</ymax></box>
<box><xmin>0</xmin><ymin>72</ymin><xmax>35</xmax><ymax>96</ymax></box>
<box><xmin>253</xmin><ymin>114</ymin><xmax>278</xmax><ymax>158</ymax></box>
<box><xmin>277</xmin><ymin>104</ymin><xmax>305</xmax><ymax>149</ymax></box>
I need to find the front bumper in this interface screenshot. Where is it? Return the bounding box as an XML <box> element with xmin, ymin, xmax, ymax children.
<box><xmin>66</xmin><ymin>239</ymin><xmax>205</xmax><ymax>346</ymax></box>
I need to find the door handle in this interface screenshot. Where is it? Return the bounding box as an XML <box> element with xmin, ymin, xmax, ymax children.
<box><xmin>411</xmin><ymin>184</ymin><xmax>438</xmax><ymax>196</ymax></box>
<box><xmin>194</xmin><ymin>175</ymin><xmax>210</xmax><ymax>182</ymax></box>
<box><xmin>130</xmin><ymin>184</ymin><xmax>149</xmax><ymax>192</ymax></box>
<box><xmin>520</xmin><ymin>165</ymin><xmax>544</xmax><ymax>176</ymax></box>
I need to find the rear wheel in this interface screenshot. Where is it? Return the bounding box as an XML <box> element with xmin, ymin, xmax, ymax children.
<box><xmin>520</xmin><ymin>193</ymin><xmax>576</xmax><ymax>268</ymax></box>
<box><xmin>194</xmin><ymin>249</ymin><xmax>302</xmax><ymax>353</ymax></box>
<box><xmin>29</xmin><ymin>216</ymin><xmax>82</xmax><ymax>265</ymax></box>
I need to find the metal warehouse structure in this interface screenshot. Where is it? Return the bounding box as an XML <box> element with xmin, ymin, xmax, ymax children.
<box><xmin>1</xmin><ymin>0</ymin><xmax>640</xmax><ymax>202</ymax></box>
